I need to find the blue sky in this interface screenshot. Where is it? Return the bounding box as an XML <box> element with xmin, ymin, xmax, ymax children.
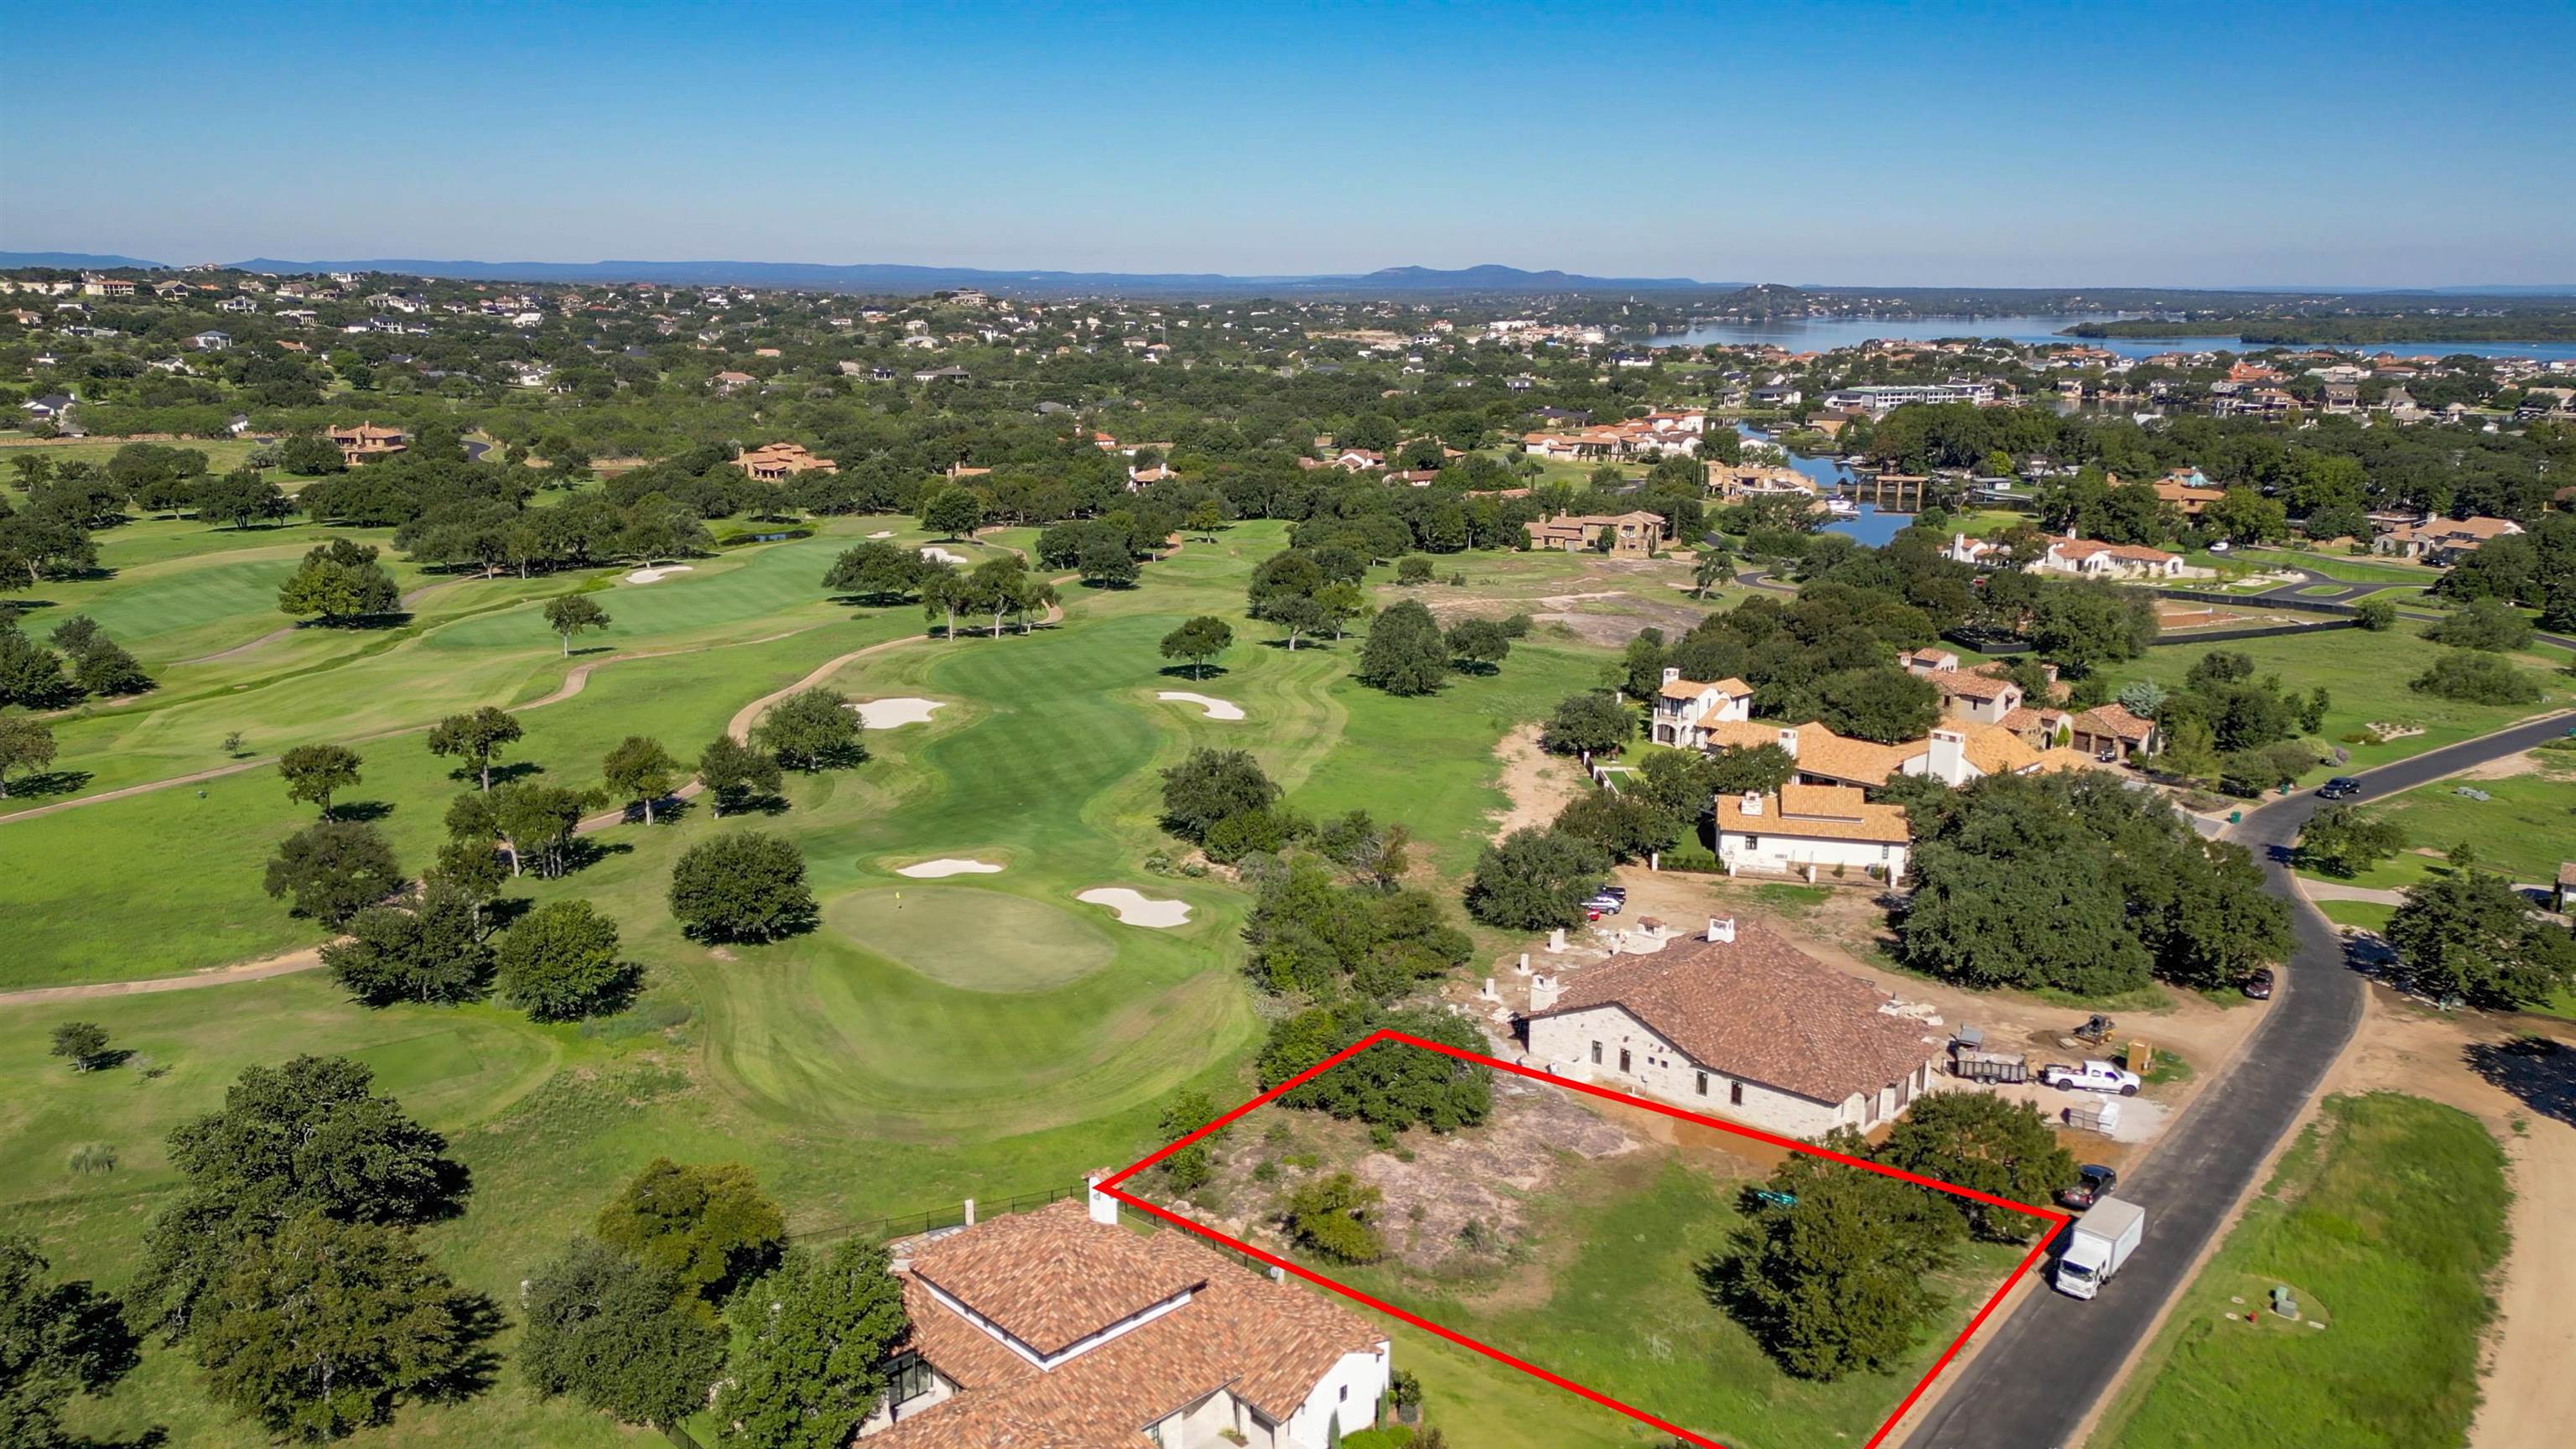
<box><xmin>6</xmin><ymin>0</ymin><xmax>2573</xmax><ymax>287</ymax></box>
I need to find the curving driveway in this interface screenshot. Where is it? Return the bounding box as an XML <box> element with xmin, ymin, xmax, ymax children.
<box><xmin>1904</xmin><ymin>708</ymin><xmax>2576</xmax><ymax>1449</ymax></box>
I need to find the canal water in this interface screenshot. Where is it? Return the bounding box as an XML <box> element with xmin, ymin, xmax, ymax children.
<box><xmin>1648</xmin><ymin>313</ymin><xmax>2576</xmax><ymax>363</ymax></box>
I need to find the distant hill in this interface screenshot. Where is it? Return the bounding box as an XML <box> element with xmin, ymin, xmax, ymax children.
<box><xmin>171</xmin><ymin>256</ymin><xmax>1738</xmax><ymax>297</ymax></box>
<box><xmin>0</xmin><ymin>250</ymin><xmax>169</xmax><ymax>270</ymax></box>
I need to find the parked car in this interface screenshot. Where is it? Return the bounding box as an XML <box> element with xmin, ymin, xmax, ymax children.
<box><xmin>2316</xmin><ymin>776</ymin><xmax>2361</xmax><ymax>799</ymax></box>
<box><xmin>2242</xmin><ymin>967</ymin><xmax>2275</xmax><ymax>1000</ymax></box>
<box><xmin>2039</xmin><ymin>1059</ymin><xmax>2142</xmax><ymax>1096</ymax></box>
<box><xmin>2058</xmin><ymin>1163</ymin><xmax>2118</xmax><ymax>1209</ymax></box>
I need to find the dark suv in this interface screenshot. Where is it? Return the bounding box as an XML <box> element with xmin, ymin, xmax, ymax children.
<box><xmin>2316</xmin><ymin>777</ymin><xmax>2362</xmax><ymax>799</ymax></box>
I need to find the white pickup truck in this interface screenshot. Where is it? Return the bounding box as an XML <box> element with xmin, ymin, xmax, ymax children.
<box><xmin>2039</xmin><ymin>1058</ymin><xmax>2142</xmax><ymax>1096</ymax></box>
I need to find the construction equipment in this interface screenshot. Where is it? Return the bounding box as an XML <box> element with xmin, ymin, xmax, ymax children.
<box><xmin>2072</xmin><ymin>1013</ymin><xmax>2117</xmax><ymax>1046</ymax></box>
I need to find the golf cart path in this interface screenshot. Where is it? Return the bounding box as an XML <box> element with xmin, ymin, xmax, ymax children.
<box><xmin>1900</xmin><ymin>706</ymin><xmax>2576</xmax><ymax>1449</ymax></box>
<box><xmin>3</xmin><ymin>569</ymin><xmax>1085</xmax><ymax>1001</ymax></box>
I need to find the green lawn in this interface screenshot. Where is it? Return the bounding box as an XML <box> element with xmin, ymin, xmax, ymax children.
<box><xmin>1324</xmin><ymin>1156</ymin><xmax>2025</xmax><ymax>1449</ymax></box>
<box><xmin>2109</xmin><ymin>629</ymin><xmax>2568</xmax><ymax>784</ymax></box>
<box><xmin>5</xmin><ymin>517</ymin><xmax>1610</xmax><ymax>1446</ymax></box>
<box><xmin>2237</xmin><ymin>548</ymin><xmax>2450</xmax><ymax>586</ymax></box>
<box><xmin>2336</xmin><ymin>756</ymin><xmax>2576</xmax><ymax>885</ymax></box>
<box><xmin>2092</xmin><ymin>1093</ymin><xmax>2509</xmax><ymax>1449</ymax></box>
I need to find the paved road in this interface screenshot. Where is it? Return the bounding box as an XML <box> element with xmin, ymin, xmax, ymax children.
<box><xmin>1905</xmin><ymin>707</ymin><xmax>2576</xmax><ymax>1449</ymax></box>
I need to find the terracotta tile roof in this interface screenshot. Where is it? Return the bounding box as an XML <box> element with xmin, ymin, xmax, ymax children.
<box><xmin>1789</xmin><ymin>722</ymin><xmax>1920</xmax><ymax>787</ymax></box>
<box><xmin>2030</xmin><ymin>745</ymin><xmax>2116</xmax><ymax>774</ymax></box>
<box><xmin>2071</xmin><ymin>703</ymin><xmax>2155</xmax><ymax>743</ymax></box>
<box><xmin>910</xmin><ymin>1203</ymin><xmax>1201</xmax><ymax>1355</ymax></box>
<box><xmin>1703</xmin><ymin>719</ymin><xmax>1794</xmax><ymax>752</ymax></box>
<box><xmin>1945</xmin><ymin>720</ymin><xmax>2042</xmax><ymax>776</ymax></box>
<box><xmin>1530</xmin><ymin>925</ymin><xmax>1940</xmax><ymax>1104</ymax></box>
<box><xmin>879</xmin><ymin>1202</ymin><xmax>1384</xmax><ymax>1448</ymax></box>
<box><xmin>1660</xmin><ymin>676</ymin><xmax>1749</xmax><ymax>702</ymax></box>
<box><xmin>2558</xmin><ymin>861</ymin><xmax>2576</xmax><ymax>888</ymax></box>
<box><xmin>1921</xmin><ymin>667</ymin><xmax>2017</xmax><ymax>702</ymax></box>
<box><xmin>1997</xmin><ymin>705</ymin><xmax>2050</xmax><ymax>733</ymax></box>
<box><xmin>1719</xmin><ymin>787</ymin><xmax>1912</xmax><ymax>845</ymax></box>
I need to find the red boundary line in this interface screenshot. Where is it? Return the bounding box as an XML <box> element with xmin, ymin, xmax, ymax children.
<box><xmin>1099</xmin><ymin>1028</ymin><xmax>2071</xmax><ymax>1449</ymax></box>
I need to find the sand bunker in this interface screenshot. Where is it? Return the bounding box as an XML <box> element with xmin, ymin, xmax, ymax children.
<box><xmin>868</xmin><ymin>530</ymin><xmax>896</xmax><ymax>538</ymax></box>
<box><xmin>1076</xmin><ymin>887</ymin><xmax>1192</xmax><ymax>927</ymax></box>
<box><xmin>852</xmin><ymin>697</ymin><xmax>946</xmax><ymax>730</ymax></box>
<box><xmin>897</xmin><ymin>858</ymin><xmax>1004</xmax><ymax>878</ymax></box>
<box><xmin>1156</xmin><ymin>691</ymin><xmax>1245</xmax><ymax>721</ymax></box>
<box><xmin>919</xmin><ymin>546</ymin><xmax>970</xmax><ymax>566</ymax></box>
<box><xmin>625</xmin><ymin>564</ymin><xmax>696</xmax><ymax>584</ymax></box>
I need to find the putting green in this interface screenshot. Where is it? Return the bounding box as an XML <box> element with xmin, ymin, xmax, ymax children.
<box><xmin>823</xmin><ymin>886</ymin><xmax>1114</xmax><ymax>991</ymax></box>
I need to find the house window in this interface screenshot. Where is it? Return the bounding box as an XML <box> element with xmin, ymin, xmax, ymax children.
<box><xmin>1619</xmin><ymin>1048</ymin><xmax>1633</xmax><ymax>1074</ymax></box>
<box><xmin>886</xmin><ymin>1353</ymin><xmax>935</xmax><ymax>1407</ymax></box>
<box><xmin>1730</xmin><ymin>1082</ymin><xmax>1744</xmax><ymax>1106</ymax></box>
<box><xmin>1742</xmin><ymin>834</ymin><xmax>1760</xmax><ymax>849</ymax></box>
<box><xmin>1696</xmin><ymin>1072</ymin><xmax>1708</xmax><ymax>1096</ymax></box>
<box><xmin>1339</xmin><ymin>1385</ymin><xmax>1349</xmax><ymax>1402</ymax></box>
<box><xmin>1591</xmin><ymin>1041</ymin><xmax>1602</xmax><ymax>1065</ymax></box>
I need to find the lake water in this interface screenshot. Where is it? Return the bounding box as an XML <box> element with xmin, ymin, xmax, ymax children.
<box><xmin>1644</xmin><ymin>313</ymin><xmax>2576</xmax><ymax>362</ymax></box>
<box><xmin>1735</xmin><ymin>424</ymin><xmax>1913</xmax><ymax>545</ymax></box>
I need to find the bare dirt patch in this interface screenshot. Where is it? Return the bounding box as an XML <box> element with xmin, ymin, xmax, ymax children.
<box><xmin>1486</xmin><ymin>724</ymin><xmax>1586</xmax><ymax>843</ymax></box>
<box><xmin>1155</xmin><ymin>1070</ymin><xmax>1645</xmax><ymax>1281</ymax></box>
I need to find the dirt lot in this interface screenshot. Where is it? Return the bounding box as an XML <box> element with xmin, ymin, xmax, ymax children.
<box><xmin>1484</xmin><ymin>723</ymin><xmax>1587</xmax><ymax>843</ymax></box>
<box><xmin>1145</xmin><ymin>1072</ymin><xmax>1647</xmax><ymax>1276</ymax></box>
<box><xmin>1395</xmin><ymin>553</ymin><xmax>1722</xmax><ymax>647</ymax></box>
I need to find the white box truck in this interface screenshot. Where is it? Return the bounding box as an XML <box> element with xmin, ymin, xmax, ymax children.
<box><xmin>2054</xmin><ymin>1197</ymin><xmax>2144</xmax><ymax>1300</ymax></box>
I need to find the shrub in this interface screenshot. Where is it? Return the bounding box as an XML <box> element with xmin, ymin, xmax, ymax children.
<box><xmin>2412</xmin><ymin>649</ymin><xmax>2542</xmax><ymax>704</ymax></box>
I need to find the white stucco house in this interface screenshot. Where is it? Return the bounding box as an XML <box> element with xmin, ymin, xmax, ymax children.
<box><xmin>1650</xmin><ymin>667</ymin><xmax>1753</xmax><ymax>747</ymax></box>
<box><xmin>1525</xmin><ymin>917</ymin><xmax>1947</xmax><ymax>1137</ymax></box>
<box><xmin>2028</xmin><ymin>535</ymin><xmax>2186</xmax><ymax>580</ymax></box>
<box><xmin>860</xmin><ymin>1187</ymin><xmax>1389</xmax><ymax>1448</ymax></box>
<box><xmin>1716</xmin><ymin>783</ymin><xmax>1912</xmax><ymax>882</ymax></box>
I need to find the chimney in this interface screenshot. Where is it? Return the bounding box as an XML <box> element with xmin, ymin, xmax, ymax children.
<box><xmin>1928</xmin><ymin>728</ymin><xmax>1966</xmax><ymax>786</ymax></box>
<box><xmin>1739</xmin><ymin>791</ymin><xmax>1763</xmax><ymax>817</ymax></box>
<box><xmin>1706</xmin><ymin>917</ymin><xmax>1736</xmax><ymax>944</ymax></box>
<box><xmin>1777</xmin><ymin>728</ymin><xmax>1800</xmax><ymax>757</ymax></box>
<box><xmin>1085</xmin><ymin>1171</ymin><xmax>1119</xmax><ymax>1227</ymax></box>
<box><xmin>1530</xmin><ymin>973</ymin><xmax>1561</xmax><ymax>1011</ymax></box>
<box><xmin>1661</xmin><ymin>667</ymin><xmax>1680</xmax><ymax>686</ymax></box>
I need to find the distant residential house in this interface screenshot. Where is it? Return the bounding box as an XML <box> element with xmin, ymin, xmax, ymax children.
<box><xmin>1526</xmin><ymin>918</ymin><xmax>1945</xmax><ymax>1135</ymax></box>
<box><xmin>327</xmin><ymin>421</ymin><xmax>408</xmax><ymax>466</ymax></box>
<box><xmin>2375</xmin><ymin>515</ymin><xmax>2522</xmax><ymax>565</ymax></box>
<box><xmin>1650</xmin><ymin>668</ymin><xmax>1753</xmax><ymax>748</ymax></box>
<box><xmin>1523</xmin><ymin>511</ymin><xmax>1663</xmax><ymax>557</ymax></box>
<box><xmin>2069</xmin><ymin>704</ymin><xmax>2158</xmax><ymax>761</ymax></box>
<box><xmin>859</xmin><ymin>1193</ymin><xmax>1390</xmax><ymax>1448</ymax></box>
<box><xmin>187</xmin><ymin>329</ymin><xmax>231</xmax><ymax>351</ymax></box>
<box><xmin>1330</xmin><ymin>449</ymin><xmax>1384</xmax><ymax>471</ymax></box>
<box><xmin>733</xmin><ymin>441</ymin><xmax>837</xmax><ymax>481</ymax></box>
<box><xmin>1713</xmin><ymin>784</ymin><xmax>1913</xmax><ymax>883</ymax></box>
<box><xmin>1945</xmin><ymin>532</ymin><xmax>2010</xmax><ymax>568</ymax></box>
<box><xmin>219</xmin><ymin>294</ymin><xmax>261</xmax><ymax>314</ymax></box>
<box><xmin>1706</xmin><ymin>461</ymin><xmax>1814</xmax><ymax>501</ymax></box>
<box><xmin>20</xmin><ymin>392</ymin><xmax>75</xmax><ymax>423</ymax></box>
<box><xmin>2147</xmin><ymin>467</ymin><xmax>2225</xmax><ymax>517</ymax></box>
<box><xmin>1914</xmin><ymin>667</ymin><xmax>2022</xmax><ymax>725</ymax></box>
<box><xmin>2028</xmin><ymin>536</ymin><xmax>2184</xmax><ymax>580</ymax></box>
<box><xmin>711</xmin><ymin>370</ymin><xmax>758</xmax><ymax>393</ymax></box>
<box><xmin>912</xmin><ymin>365</ymin><xmax>971</xmax><ymax>384</ymax></box>
<box><xmin>80</xmin><ymin>275</ymin><xmax>136</xmax><ymax>299</ymax></box>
